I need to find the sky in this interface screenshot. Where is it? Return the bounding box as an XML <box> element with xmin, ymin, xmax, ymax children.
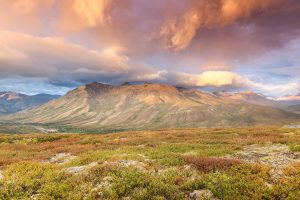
<box><xmin>0</xmin><ymin>0</ymin><xmax>299</xmax><ymax>97</ymax></box>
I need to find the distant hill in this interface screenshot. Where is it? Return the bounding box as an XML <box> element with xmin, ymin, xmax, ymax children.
<box><xmin>215</xmin><ymin>91</ymin><xmax>300</xmax><ymax>110</ymax></box>
<box><xmin>214</xmin><ymin>91</ymin><xmax>279</xmax><ymax>107</ymax></box>
<box><xmin>277</xmin><ymin>94</ymin><xmax>300</xmax><ymax>106</ymax></box>
<box><xmin>286</xmin><ymin>104</ymin><xmax>300</xmax><ymax>114</ymax></box>
<box><xmin>0</xmin><ymin>92</ymin><xmax>60</xmax><ymax>115</ymax></box>
<box><xmin>2</xmin><ymin>82</ymin><xmax>299</xmax><ymax>129</ymax></box>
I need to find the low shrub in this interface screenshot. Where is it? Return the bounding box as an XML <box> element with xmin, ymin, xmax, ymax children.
<box><xmin>102</xmin><ymin>167</ymin><xmax>185</xmax><ymax>200</ymax></box>
<box><xmin>272</xmin><ymin>165</ymin><xmax>300</xmax><ymax>199</ymax></box>
<box><xmin>205</xmin><ymin>164</ymin><xmax>272</xmax><ymax>200</ymax></box>
<box><xmin>184</xmin><ymin>156</ymin><xmax>242</xmax><ymax>172</ymax></box>
<box><xmin>290</xmin><ymin>144</ymin><xmax>300</xmax><ymax>152</ymax></box>
<box><xmin>0</xmin><ymin>162</ymin><xmax>61</xmax><ymax>199</ymax></box>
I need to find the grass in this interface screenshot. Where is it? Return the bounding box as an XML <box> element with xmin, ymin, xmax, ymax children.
<box><xmin>0</xmin><ymin>127</ymin><xmax>299</xmax><ymax>199</ymax></box>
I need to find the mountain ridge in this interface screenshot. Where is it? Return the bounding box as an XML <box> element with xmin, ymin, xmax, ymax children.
<box><xmin>2</xmin><ymin>82</ymin><xmax>299</xmax><ymax>129</ymax></box>
<box><xmin>0</xmin><ymin>92</ymin><xmax>60</xmax><ymax>115</ymax></box>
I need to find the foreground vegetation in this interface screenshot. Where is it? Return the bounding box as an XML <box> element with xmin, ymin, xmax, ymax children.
<box><xmin>0</xmin><ymin>128</ymin><xmax>299</xmax><ymax>199</ymax></box>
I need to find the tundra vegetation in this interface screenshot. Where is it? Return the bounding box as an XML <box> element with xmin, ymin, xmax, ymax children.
<box><xmin>0</xmin><ymin>127</ymin><xmax>299</xmax><ymax>199</ymax></box>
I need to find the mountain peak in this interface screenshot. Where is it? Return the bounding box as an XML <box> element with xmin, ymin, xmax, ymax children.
<box><xmin>121</xmin><ymin>82</ymin><xmax>132</xmax><ymax>86</ymax></box>
<box><xmin>72</xmin><ymin>82</ymin><xmax>115</xmax><ymax>96</ymax></box>
<box><xmin>141</xmin><ymin>82</ymin><xmax>179</xmax><ymax>93</ymax></box>
<box><xmin>0</xmin><ymin>91</ymin><xmax>27</xmax><ymax>100</ymax></box>
<box><xmin>85</xmin><ymin>82</ymin><xmax>109</xmax><ymax>88</ymax></box>
<box><xmin>0</xmin><ymin>92</ymin><xmax>59</xmax><ymax>115</ymax></box>
<box><xmin>141</xmin><ymin>82</ymin><xmax>174</xmax><ymax>88</ymax></box>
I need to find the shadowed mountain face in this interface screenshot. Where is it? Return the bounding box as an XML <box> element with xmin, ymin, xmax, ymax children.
<box><xmin>0</xmin><ymin>92</ymin><xmax>60</xmax><ymax>115</ymax></box>
<box><xmin>2</xmin><ymin>82</ymin><xmax>299</xmax><ymax>129</ymax></box>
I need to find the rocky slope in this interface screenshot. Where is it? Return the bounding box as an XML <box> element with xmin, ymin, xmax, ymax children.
<box><xmin>2</xmin><ymin>82</ymin><xmax>299</xmax><ymax>129</ymax></box>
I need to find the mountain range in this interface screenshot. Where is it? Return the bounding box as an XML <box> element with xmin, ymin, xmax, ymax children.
<box><xmin>1</xmin><ymin>82</ymin><xmax>300</xmax><ymax>130</ymax></box>
<box><xmin>0</xmin><ymin>92</ymin><xmax>60</xmax><ymax>115</ymax></box>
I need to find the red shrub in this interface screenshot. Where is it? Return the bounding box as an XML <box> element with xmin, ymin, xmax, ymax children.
<box><xmin>185</xmin><ymin>156</ymin><xmax>242</xmax><ymax>172</ymax></box>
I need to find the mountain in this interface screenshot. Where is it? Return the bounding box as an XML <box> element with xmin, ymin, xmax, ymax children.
<box><xmin>287</xmin><ymin>104</ymin><xmax>300</xmax><ymax>113</ymax></box>
<box><xmin>214</xmin><ymin>91</ymin><xmax>278</xmax><ymax>107</ymax></box>
<box><xmin>0</xmin><ymin>92</ymin><xmax>60</xmax><ymax>115</ymax></box>
<box><xmin>214</xmin><ymin>91</ymin><xmax>300</xmax><ymax>112</ymax></box>
<box><xmin>277</xmin><ymin>94</ymin><xmax>300</xmax><ymax>105</ymax></box>
<box><xmin>2</xmin><ymin>82</ymin><xmax>299</xmax><ymax>130</ymax></box>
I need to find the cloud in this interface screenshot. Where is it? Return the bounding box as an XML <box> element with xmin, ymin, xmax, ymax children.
<box><xmin>11</xmin><ymin>0</ymin><xmax>54</xmax><ymax>15</ymax></box>
<box><xmin>0</xmin><ymin>1</ymin><xmax>299</xmax><ymax>97</ymax></box>
<box><xmin>0</xmin><ymin>0</ymin><xmax>54</xmax><ymax>32</ymax></box>
<box><xmin>252</xmin><ymin>81</ymin><xmax>299</xmax><ymax>97</ymax></box>
<box><xmin>132</xmin><ymin>70</ymin><xmax>167</xmax><ymax>82</ymax></box>
<box><xmin>1</xmin><ymin>0</ymin><xmax>299</xmax><ymax>57</ymax></box>
<box><xmin>196</xmin><ymin>71</ymin><xmax>247</xmax><ymax>87</ymax></box>
<box><xmin>59</xmin><ymin>0</ymin><xmax>117</xmax><ymax>31</ymax></box>
<box><xmin>165</xmin><ymin>71</ymin><xmax>299</xmax><ymax>97</ymax></box>
<box><xmin>0</xmin><ymin>31</ymin><xmax>133</xmax><ymax>82</ymax></box>
<box><xmin>0</xmin><ymin>30</ymin><xmax>298</xmax><ymax>96</ymax></box>
<box><xmin>73</xmin><ymin>0</ymin><xmax>112</xmax><ymax>27</ymax></box>
<box><xmin>168</xmin><ymin>71</ymin><xmax>247</xmax><ymax>88</ymax></box>
<box><xmin>159</xmin><ymin>0</ymin><xmax>283</xmax><ymax>51</ymax></box>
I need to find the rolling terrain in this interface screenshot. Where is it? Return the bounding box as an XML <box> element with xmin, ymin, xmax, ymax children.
<box><xmin>0</xmin><ymin>128</ymin><xmax>299</xmax><ymax>199</ymax></box>
<box><xmin>0</xmin><ymin>92</ymin><xmax>60</xmax><ymax>115</ymax></box>
<box><xmin>2</xmin><ymin>82</ymin><xmax>299</xmax><ymax>130</ymax></box>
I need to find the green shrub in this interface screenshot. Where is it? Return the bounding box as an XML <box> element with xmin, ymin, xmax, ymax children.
<box><xmin>38</xmin><ymin>182</ymin><xmax>70</xmax><ymax>200</ymax></box>
<box><xmin>272</xmin><ymin>167</ymin><xmax>300</xmax><ymax>200</ymax></box>
<box><xmin>0</xmin><ymin>162</ymin><xmax>60</xmax><ymax>199</ymax></box>
<box><xmin>205</xmin><ymin>164</ymin><xmax>272</xmax><ymax>200</ymax></box>
<box><xmin>290</xmin><ymin>144</ymin><xmax>300</xmax><ymax>152</ymax></box>
<box><xmin>181</xmin><ymin>177</ymin><xmax>206</xmax><ymax>191</ymax></box>
<box><xmin>102</xmin><ymin>167</ymin><xmax>185</xmax><ymax>200</ymax></box>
